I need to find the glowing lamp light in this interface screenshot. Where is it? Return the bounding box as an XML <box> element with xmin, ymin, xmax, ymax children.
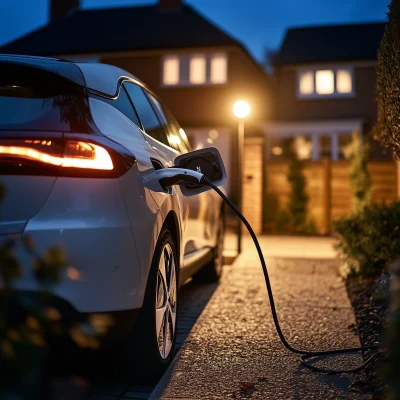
<box><xmin>233</xmin><ymin>100</ymin><xmax>250</xmax><ymax>119</ymax></box>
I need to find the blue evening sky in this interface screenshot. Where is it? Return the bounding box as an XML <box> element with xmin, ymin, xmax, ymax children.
<box><xmin>0</xmin><ymin>0</ymin><xmax>390</xmax><ymax>62</ymax></box>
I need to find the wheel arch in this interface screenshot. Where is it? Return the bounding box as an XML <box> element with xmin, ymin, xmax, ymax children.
<box><xmin>162</xmin><ymin>210</ymin><xmax>181</xmax><ymax>269</ymax></box>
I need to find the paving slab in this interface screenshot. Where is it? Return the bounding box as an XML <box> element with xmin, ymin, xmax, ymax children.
<box><xmin>150</xmin><ymin>236</ymin><xmax>371</xmax><ymax>400</ymax></box>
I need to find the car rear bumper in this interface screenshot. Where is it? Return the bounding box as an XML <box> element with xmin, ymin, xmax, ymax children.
<box><xmin>0</xmin><ymin>224</ymin><xmax>144</xmax><ymax>313</ymax></box>
<box><xmin>0</xmin><ymin>176</ymin><xmax>147</xmax><ymax>313</ymax></box>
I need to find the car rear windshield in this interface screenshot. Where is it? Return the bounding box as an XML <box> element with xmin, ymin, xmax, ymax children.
<box><xmin>0</xmin><ymin>62</ymin><xmax>92</xmax><ymax>133</ymax></box>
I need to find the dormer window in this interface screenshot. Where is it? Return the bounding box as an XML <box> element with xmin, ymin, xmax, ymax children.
<box><xmin>297</xmin><ymin>67</ymin><xmax>354</xmax><ymax>98</ymax></box>
<box><xmin>162</xmin><ymin>53</ymin><xmax>228</xmax><ymax>86</ymax></box>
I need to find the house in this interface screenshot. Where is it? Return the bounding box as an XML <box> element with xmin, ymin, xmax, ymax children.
<box><xmin>0</xmin><ymin>0</ymin><xmax>271</xmax><ymax>204</ymax></box>
<box><xmin>266</xmin><ymin>22</ymin><xmax>387</xmax><ymax>161</ymax></box>
<box><xmin>261</xmin><ymin>22</ymin><xmax>399</xmax><ymax>234</ymax></box>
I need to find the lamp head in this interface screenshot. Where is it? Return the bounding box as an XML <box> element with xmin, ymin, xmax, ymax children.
<box><xmin>233</xmin><ymin>100</ymin><xmax>250</xmax><ymax>119</ymax></box>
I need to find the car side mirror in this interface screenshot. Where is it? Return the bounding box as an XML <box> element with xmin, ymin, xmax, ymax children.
<box><xmin>175</xmin><ymin>147</ymin><xmax>227</xmax><ymax>196</ymax></box>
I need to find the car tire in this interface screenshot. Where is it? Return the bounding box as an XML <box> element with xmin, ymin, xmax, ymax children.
<box><xmin>194</xmin><ymin>216</ymin><xmax>224</xmax><ymax>283</ymax></box>
<box><xmin>116</xmin><ymin>228</ymin><xmax>178</xmax><ymax>382</ymax></box>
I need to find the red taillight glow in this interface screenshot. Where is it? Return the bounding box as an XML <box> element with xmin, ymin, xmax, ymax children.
<box><xmin>62</xmin><ymin>141</ymin><xmax>113</xmax><ymax>170</ymax></box>
<box><xmin>0</xmin><ymin>140</ymin><xmax>114</xmax><ymax>171</ymax></box>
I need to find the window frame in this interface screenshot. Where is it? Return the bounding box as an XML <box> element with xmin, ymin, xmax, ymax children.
<box><xmin>161</xmin><ymin>53</ymin><xmax>228</xmax><ymax>87</ymax></box>
<box><xmin>145</xmin><ymin>91</ymin><xmax>191</xmax><ymax>153</ymax></box>
<box><xmin>89</xmin><ymin>78</ymin><xmax>178</xmax><ymax>152</ymax></box>
<box><xmin>297</xmin><ymin>66</ymin><xmax>355</xmax><ymax>99</ymax></box>
<box><xmin>124</xmin><ymin>82</ymin><xmax>170</xmax><ymax>147</ymax></box>
<box><xmin>88</xmin><ymin>77</ymin><xmax>192</xmax><ymax>154</ymax></box>
<box><xmin>91</xmin><ymin>85</ymin><xmax>142</xmax><ymax>130</ymax></box>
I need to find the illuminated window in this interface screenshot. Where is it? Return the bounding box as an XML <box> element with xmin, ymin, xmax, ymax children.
<box><xmin>210</xmin><ymin>54</ymin><xmax>228</xmax><ymax>84</ymax></box>
<box><xmin>316</xmin><ymin>70</ymin><xmax>334</xmax><ymax>94</ymax></box>
<box><xmin>163</xmin><ymin>56</ymin><xmax>180</xmax><ymax>85</ymax></box>
<box><xmin>299</xmin><ymin>71</ymin><xmax>314</xmax><ymax>94</ymax></box>
<box><xmin>298</xmin><ymin>67</ymin><xmax>354</xmax><ymax>98</ymax></box>
<box><xmin>162</xmin><ymin>53</ymin><xmax>228</xmax><ymax>87</ymax></box>
<box><xmin>190</xmin><ymin>55</ymin><xmax>207</xmax><ymax>84</ymax></box>
<box><xmin>336</xmin><ymin>69</ymin><xmax>352</xmax><ymax>93</ymax></box>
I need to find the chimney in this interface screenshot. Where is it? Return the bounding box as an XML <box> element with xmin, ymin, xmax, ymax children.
<box><xmin>159</xmin><ymin>0</ymin><xmax>183</xmax><ymax>11</ymax></box>
<box><xmin>50</xmin><ymin>0</ymin><xmax>79</xmax><ymax>21</ymax></box>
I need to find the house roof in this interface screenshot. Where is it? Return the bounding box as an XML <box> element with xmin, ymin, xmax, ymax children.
<box><xmin>273</xmin><ymin>22</ymin><xmax>386</xmax><ymax>66</ymax></box>
<box><xmin>0</xmin><ymin>4</ymin><xmax>243</xmax><ymax>56</ymax></box>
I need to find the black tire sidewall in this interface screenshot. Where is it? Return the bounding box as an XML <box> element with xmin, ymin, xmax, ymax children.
<box><xmin>123</xmin><ymin>228</ymin><xmax>179</xmax><ymax>380</ymax></box>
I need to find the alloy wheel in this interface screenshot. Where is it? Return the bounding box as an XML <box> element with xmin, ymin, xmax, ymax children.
<box><xmin>155</xmin><ymin>243</ymin><xmax>177</xmax><ymax>360</ymax></box>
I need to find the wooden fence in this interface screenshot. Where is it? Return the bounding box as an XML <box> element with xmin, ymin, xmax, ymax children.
<box><xmin>263</xmin><ymin>159</ymin><xmax>398</xmax><ymax>234</ymax></box>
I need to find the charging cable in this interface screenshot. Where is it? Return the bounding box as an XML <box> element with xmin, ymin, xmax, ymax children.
<box><xmin>198</xmin><ymin>175</ymin><xmax>382</xmax><ymax>374</ymax></box>
<box><xmin>148</xmin><ymin>166</ymin><xmax>382</xmax><ymax>374</ymax></box>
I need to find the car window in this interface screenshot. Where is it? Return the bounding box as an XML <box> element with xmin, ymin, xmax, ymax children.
<box><xmin>162</xmin><ymin>104</ymin><xmax>192</xmax><ymax>153</ymax></box>
<box><xmin>95</xmin><ymin>86</ymin><xmax>141</xmax><ymax>128</ymax></box>
<box><xmin>145</xmin><ymin>92</ymin><xmax>180</xmax><ymax>150</ymax></box>
<box><xmin>0</xmin><ymin>62</ymin><xmax>92</xmax><ymax>133</ymax></box>
<box><xmin>124</xmin><ymin>82</ymin><xmax>169</xmax><ymax>146</ymax></box>
<box><xmin>149</xmin><ymin>94</ymin><xmax>191</xmax><ymax>153</ymax></box>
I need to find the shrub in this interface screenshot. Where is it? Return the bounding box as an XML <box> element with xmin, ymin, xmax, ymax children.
<box><xmin>383</xmin><ymin>260</ymin><xmax>400</xmax><ymax>399</ymax></box>
<box><xmin>348</xmin><ymin>132</ymin><xmax>372</xmax><ymax>213</ymax></box>
<box><xmin>334</xmin><ymin>202</ymin><xmax>400</xmax><ymax>277</ymax></box>
<box><xmin>287</xmin><ymin>155</ymin><xmax>308</xmax><ymax>232</ymax></box>
<box><xmin>284</xmin><ymin>152</ymin><xmax>316</xmax><ymax>235</ymax></box>
<box><xmin>262</xmin><ymin>172</ymin><xmax>280</xmax><ymax>232</ymax></box>
<box><xmin>374</xmin><ymin>0</ymin><xmax>400</xmax><ymax>157</ymax></box>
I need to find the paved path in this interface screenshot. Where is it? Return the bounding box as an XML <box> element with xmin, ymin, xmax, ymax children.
<box><xmin>151</xmin><ymin>236</ymin><xmax>370</xmax><ymax>399</ymax></box>
<box><xmin>86</xmin><ymin>280</ymin><xmax>219</xmax><ymax>400</ymax></box>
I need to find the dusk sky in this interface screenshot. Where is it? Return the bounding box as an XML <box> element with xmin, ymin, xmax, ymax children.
<box><xmin>0</xmin><ymin>0</ymin><xmax>390</xmax><ymax>62</ymax></box>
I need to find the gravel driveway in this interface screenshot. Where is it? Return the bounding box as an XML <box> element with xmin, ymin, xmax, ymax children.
<box><xmin>151</xmin><ymin>235</ymin><xmax>371</xmax><ymax>399</ymax></box>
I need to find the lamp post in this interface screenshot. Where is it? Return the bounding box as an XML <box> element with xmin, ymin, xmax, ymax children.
<box><xmin>233</xmin><ymin>100</ymin><xmax>250</xmax><ymax>254</ymax></box>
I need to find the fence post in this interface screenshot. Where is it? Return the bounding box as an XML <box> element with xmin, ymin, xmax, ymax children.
<box><xmin>322</xmin><ymin>157</ymin><xmax>332</xmax><ymax>235</ymax></box>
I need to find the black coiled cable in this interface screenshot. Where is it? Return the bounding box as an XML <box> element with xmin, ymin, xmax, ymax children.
<box><xmin>200</xmin><ymin>175</ymin><xmax>381</xmax><ymax>374</ymax></box>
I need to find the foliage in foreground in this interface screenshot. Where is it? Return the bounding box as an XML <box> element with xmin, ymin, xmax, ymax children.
<box><xmin>383</xmin><ymin>260</ymin><xmax>400</xmax><ymax>400</ymax></box>
<box><xmin>375</xmin><ymin>0</ymin><xmax>400</xmax><ymax>158</ymax></box>
<box><xmin>334</xmin><ymin>202</ymin><xmax>400</xmax><ymax>278</ymax></box>
<box><xmin>0</xmin><ymin>184</ymin><xmax>112</xmax><ymax>398</ymax></box>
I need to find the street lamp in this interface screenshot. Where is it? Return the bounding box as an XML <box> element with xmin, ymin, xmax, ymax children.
<box><xmin>233</xmin><ymin>100</ymin><xmax>250</xmax><ymax>254</ymax></box>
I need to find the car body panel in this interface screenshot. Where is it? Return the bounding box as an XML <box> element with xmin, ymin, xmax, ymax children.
<box><xmin>2</xmin><ymin>176</ymin><xmax>143</xmax><ymax>312</ymax></box>
<box><xmin>0</xmin><ymin>176</ymin><xmax>57</xmax><ymax>234</ymax></box>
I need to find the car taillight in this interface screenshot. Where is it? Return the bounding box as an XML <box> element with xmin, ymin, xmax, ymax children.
<box><xmin>0</xmin><ymin>140</ymin><xmax>113</xmax><ymax>171</ymax></box>
<box><xmin>62</xmin><ymin>141</ymin><xmax>113</xmax><ymax>170</ymax></box>
<box><xmin>0</xmin><ymin>136</ymin><xmax>135</xmax><ymax>178</ymax></box>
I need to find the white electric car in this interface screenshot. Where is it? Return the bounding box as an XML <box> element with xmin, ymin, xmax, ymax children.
<box><xmin>0</xmin><ymin>55</ymin><xmax>224</xmax><ymax>378</ymax></box>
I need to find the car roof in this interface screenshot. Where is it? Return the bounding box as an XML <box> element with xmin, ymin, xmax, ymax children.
<box><xmin>75</xmin><ymin>62</ymin><xmax>143</xmax><ymax>97</ymax></box>
<box><xmin>0</xmin><ymin>54</ymin><xmax>144</xmax><ymax>96</ymax></box>
<box><xmin>0</xmin><ymin>54</ymin><xmax>87</xmax><ymax>86</ymax></box>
